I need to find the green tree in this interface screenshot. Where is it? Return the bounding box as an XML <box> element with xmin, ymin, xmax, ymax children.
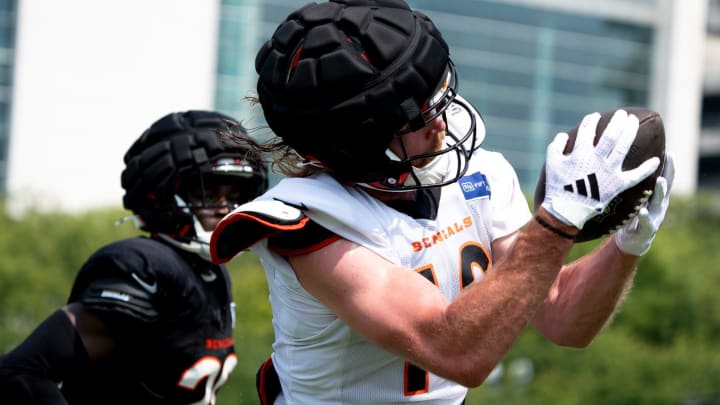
<box><xmin>2</xmin><ymin>192</ymin><xmax>719</xmax><ymax>404</ymax></box>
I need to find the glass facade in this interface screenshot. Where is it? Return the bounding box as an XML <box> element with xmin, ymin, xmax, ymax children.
<box><xmin>710</xmin><ymin>0</ymin><xmax>720</xmax><ymax>33</ymax></box>
<box><xmin>216</xmin><ymin>0</ymin><xmax>654</xmax><ymax>191</ymax></box>
<box><xmin>410</xmin><ymin>0</ymin><xmax>653</xmax><ymax>189</ymax></box>
<box><xmin>215</xmin><ymin>0</ymin><xmax>262</xmax><ymax>122</ymax></box>
<box><xmin>0</xmin><ymin>0</ymin><xmax>17</xmax><ymax>199</ymax></box>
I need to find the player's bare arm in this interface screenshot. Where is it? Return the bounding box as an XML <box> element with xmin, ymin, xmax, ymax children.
<box><xmin>491</xmin><ymin>217</ymin><xmax>642</xmax><ymax>347</ymax></box>
<box><xmin>531</xmin><ymin>155</ymin><xmax>674</xmax><ymax>346</ymax></box>
<box><xmin>62</xmin><ymin>304</ymin><xmax>116</xmax><ymax>360</ymax></box>
<box><xmin>0</xmin><ymin>111</ymin><xmax>267</xmax><ymax>404</ymax></box>
<box><xmin>491</xmin><ymin>109</ymin><xmax>669</xmax><ymax>347</ymax></box>
<box><xmin>531</xmin><ymin>238</ymin><xmax>639</xmax><ymax>346</ymax></box>
<box><xmin>289</xmin><ymin>207</ymin><xmax>575</xmax><ymax>388</ymax></box>
<box><xmin>211</xmin><ymin>2</ymin><xmax>673</xmax><ymax>402</ymax></box>
<box><xmin>490</xmin><ymin>217</ymin><xmax>641</xmax><ymax>348</ymax></box>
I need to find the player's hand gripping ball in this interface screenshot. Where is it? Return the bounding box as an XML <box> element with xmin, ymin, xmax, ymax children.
<box><xmin>534</xmin><ymin>107</ymin><xmax>666</xmax><ymax>242</ymax></box>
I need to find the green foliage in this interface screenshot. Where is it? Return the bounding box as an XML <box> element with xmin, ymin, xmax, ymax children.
<box><xmin>0</xmin><ymin>204</ymin><xmax>274</xmax><ymax>404</ymax></box>
<box><xmin>1</xmin><ymin>192</ymin><xmax>719</xmax><ymax>404</ymax></box>
<box><xmin>466</xmin><ymin>191</ymin><xmax>720</xmax><ymax>404</ymax></box>
<box><xmin>217</xmin><ymin>253</ymin><xmax>275</xmax><ymax>404</ymax></box>
<box><xmin>0</xmin><ymin>206</ymin><xmax>140</xmax><ymax>348</ymax></box>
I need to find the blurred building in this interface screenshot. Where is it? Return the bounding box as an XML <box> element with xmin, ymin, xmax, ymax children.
<box><xmin>0</xmin><ymin>0</ymin><xmax>718</xmax><ymax>212</ymax></box>
<box><xmin>702</xmin><ymin>0</ymin><xmax>720</xmax><ymax>187</ymax></box>
<box><xmin>3</xmin><ymin>0</ymin><xmax>219</xmax><ymax>213</ymax></box>
<box><xmin>0</xmin><ymin>0</ymin><xmax>16</xmax><ymax>199</ymax></box>
<box><xmin>217</xmin><ymin>0</ymin><xmax>717</xmax><ymax>194</ymax></box>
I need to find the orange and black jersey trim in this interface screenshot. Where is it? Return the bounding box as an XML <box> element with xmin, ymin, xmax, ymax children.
<box><xmin>268</xmin><ymin>219</ymin><xmax>340</xmax><ymax>256</ymax></box>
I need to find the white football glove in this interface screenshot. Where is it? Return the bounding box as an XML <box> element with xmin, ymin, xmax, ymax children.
<box><xmin>615</xmin><ymin>153</ymin><xmax>675</xmax><ymax>256</ymax></box>
<box><xmin>541</xmin><ymin>109</ymin><xmax>661</xmax><ymax>229</ymax></box>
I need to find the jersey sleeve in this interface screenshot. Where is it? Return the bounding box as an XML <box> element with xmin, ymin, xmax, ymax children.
<box><xmin>67</xmin><ymin>239</ymin><xmax>162</xmax><ymax>324</ymax></box>
<box><xmin>268</xmin><ymin>219</ymin><xmax>340</xmax><ymax>256</ymax></box>
<box><xmin>0</xmin><ymin>310</ymin><xmax>86</xmax><ymax>405</ymax></box>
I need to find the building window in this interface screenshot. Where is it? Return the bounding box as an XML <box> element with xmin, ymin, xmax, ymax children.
<box><xmin>411</xmin><ymin>0</ymin><xmax>653</xmax><ymax>190</ymax></box>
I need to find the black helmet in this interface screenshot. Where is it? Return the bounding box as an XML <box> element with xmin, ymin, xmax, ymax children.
<box><xmin>255</xmin><ymin>0</ymin><xmax>478</xmax><ymax>191</ymax></box>
<box><xmin>121</xmin><ymin>110</ymin><xmax>268</xmax><ymax>239</ymax></box>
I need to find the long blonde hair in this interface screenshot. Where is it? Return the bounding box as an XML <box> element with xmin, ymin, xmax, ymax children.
<box><xmin>227</xmin><ymin>96</ymin><xmax>325</xmax><ymax>179</ymax></box>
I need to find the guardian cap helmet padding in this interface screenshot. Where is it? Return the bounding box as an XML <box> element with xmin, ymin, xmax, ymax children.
<box><xmin>255</xmin><ymin>0</ymin><xmax>478</xmax><ymax>190</ymax></box>
<box><xmin>121</xmin><ymin>110</ymin><xmax>268</xmax><ymax>239</ymax></box>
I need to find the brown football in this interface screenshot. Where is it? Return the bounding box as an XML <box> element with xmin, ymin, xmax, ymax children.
<box><xmin>533</xmin><ymin>107</ymin><xmax>666</xmax><ymax>243</ymax></box>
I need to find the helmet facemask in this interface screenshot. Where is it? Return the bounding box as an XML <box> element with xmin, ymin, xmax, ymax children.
<box><xmin>166</xmin><ymin>157</ymin><xmax>267</xmax><ymax>261</ymax></box>
<box><xmin>358</xmin><ymin>64</ymin><xmax>480</xmax><ymax>192</ymax></box>
<box><xmin>178</xmin><ymin>157</ymin><xmax>267</xmax><ymax>212</ymax></box>
<box><xmin>255</xmin><ymin>0</ymin><xmax>476</xmax><ymax>191</ymax></box>
<box><xmin>121</xmin><ymin>110</ymin><xmax>268</xmax><ymax>262</ymax></box>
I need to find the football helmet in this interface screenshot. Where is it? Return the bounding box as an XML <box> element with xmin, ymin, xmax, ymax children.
<box><xmin>121</xmin><ymin>110</ymin><xmax>268</xmax><ymax>259</ymax></box>
<box><xmin>255</xmin><ymin>0</ymin><xmax>479</xmax><ymax>191</ymax></box>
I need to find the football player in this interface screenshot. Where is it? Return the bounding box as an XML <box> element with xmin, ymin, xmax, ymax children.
<box><xmin>211</xmin><ymin>1</ymin><xmax>674</xmax><ymax>404</ymax></box>
<box><xmin>0</xmin><ymin>110</ymin><xmax>268</xmax><ymax>404</ymax></box>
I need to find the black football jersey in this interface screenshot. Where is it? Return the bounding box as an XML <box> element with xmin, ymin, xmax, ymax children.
<box><xmin>62</xmin><ymin>237</ymin><xmax>236</xmax><ymax>404</ymax></box>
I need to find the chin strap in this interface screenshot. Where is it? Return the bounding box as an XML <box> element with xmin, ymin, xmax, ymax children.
<box><xmin>115</xmin><ymin>199</ymin><xmax>226</xmax><ymax>262</ymax></box>
<box><xmin>156</xmin><ymin>233</ymin><xmax>219</xmax><ymax>262</ymax></box>
<box><xmin>385</xmin><ymin>146</ymin><xmax>452</xmax><ymax>188</ymax></box>
<box><xmin>160</xmin><ymin>197</ymin><xmax>232</xmax><ymax>262</ymax></box>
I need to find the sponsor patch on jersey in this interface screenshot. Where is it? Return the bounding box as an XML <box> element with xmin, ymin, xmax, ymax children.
<box><xmin>459</xmin><ymin>172</ymin><xmax>491</xmax><ymax>200</ymax></box>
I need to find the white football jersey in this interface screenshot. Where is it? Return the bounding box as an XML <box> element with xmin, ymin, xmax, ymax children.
<box><xmin>250</xmin><ymin>147</ymin><xmax>531</xmax><ymax>404</ymax></box>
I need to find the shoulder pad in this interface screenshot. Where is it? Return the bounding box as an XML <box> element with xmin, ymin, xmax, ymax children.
<box><xmin>211</xmin><ymin>199</ymin><xmax>309</xmax><ymax>263</ymax></box>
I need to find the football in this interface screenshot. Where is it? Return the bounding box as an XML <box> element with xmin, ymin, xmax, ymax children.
<box><xmin>533</xmin><ymin>107</ymin><xmax>666</xmax><ymax>242</ymax></box>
